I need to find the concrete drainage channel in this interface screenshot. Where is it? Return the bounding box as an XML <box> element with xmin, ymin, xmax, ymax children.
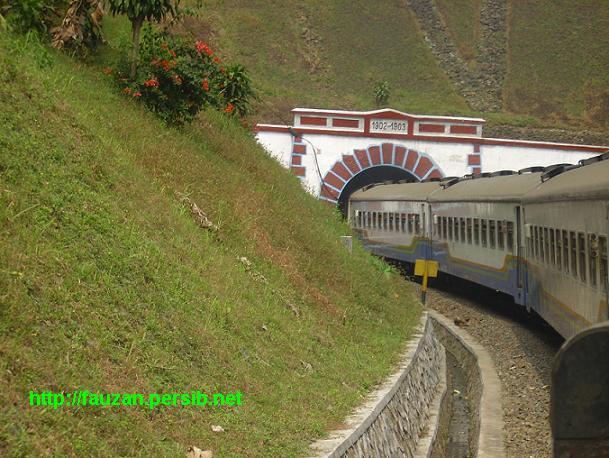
<box><xmin>309</xmin><ymin>312</ymin><xmax>505</xmax><ymax>458</ymax></box>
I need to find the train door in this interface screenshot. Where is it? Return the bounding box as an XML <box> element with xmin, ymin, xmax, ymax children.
<box><xmin>516</xmin><ymin>206</ymin><xmax>526</xmax><ymax>305</ymax></box>
<box><xmin>605</xmin><ymin>204</ymin><xmax>609</xmax><ymax>316</ymax></box>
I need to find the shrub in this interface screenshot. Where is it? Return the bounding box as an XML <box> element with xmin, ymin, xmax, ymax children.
<box><xmin>374</xmin><ymin>80</ymin><xmax>390</xmax><ymax>107</ymax></box>
<box><xmin>113</xmin><ymin>27</ymin><xmax>254</xmax><ymax>125</ymax></box>
<box><xmin>1</xmin><ymin>0</ymin><xmax>64</xmax><ymax>34</ymax></box>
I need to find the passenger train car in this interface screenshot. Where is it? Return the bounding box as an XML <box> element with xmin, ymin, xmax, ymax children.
<box><xmin>349</xmin><ymin>154</ymin><xmax>609</xmax><ymax>339</ymax></box>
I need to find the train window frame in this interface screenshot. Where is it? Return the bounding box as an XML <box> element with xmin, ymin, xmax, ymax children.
<box><xmin>401</xmin><ymin>213</ymin><xmax>407</xmax><ymax>232</ymax></box>
<box><xmin>467</xmin><ymin>218</ymin><xmax>473</xmax><ymax>244</ymax></box>
<box><xmin>408</xmin><ymin>214</ymin><xmax>414</xmax><ymax>234</ymax></box>
<box><xmin>489</xmin><ymin>220</ymin><xmax>496</xmax><ymax>249</ymax></box>
<box><xmin>599</xmin><ymin>235</ymin><xmax>608</xmax><ymax>293</ymax></box>
<box><xmin>589</xmin><ymin>233</ymin><xmax>598</xmax><ymax>288</ymax></box>
<box><xmin>578</xmin><ymin>232</ymin><xmax>587</xmax><ymax>284</ymax></box>
<box><xmin>481</xmin><ymin>219</ymin><xmax>488</xmax><ymax>247</ymax></box>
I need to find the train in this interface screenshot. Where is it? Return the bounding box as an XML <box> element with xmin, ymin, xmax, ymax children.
<box><xmin>348</xmin><ymin>152</ymin><xmax>609</xmax><ymax>339</ymax></box>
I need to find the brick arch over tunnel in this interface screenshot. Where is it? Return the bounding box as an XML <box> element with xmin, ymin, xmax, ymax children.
<box><xmin>320</xmin><ymin>142</ymin><xmax>444</xmax><ymax>203</ymax></box>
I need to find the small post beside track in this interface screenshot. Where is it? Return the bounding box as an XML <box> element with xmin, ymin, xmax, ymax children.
<box><xmin>414</xmin><ymin>259</ymin><xmax>438</xmax><ymax>305</ymax></box>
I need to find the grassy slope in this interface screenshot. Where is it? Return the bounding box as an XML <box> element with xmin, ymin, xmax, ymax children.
<box><xmin>0</xmin><ymin>32</ymin><xmax>420</xmax><ymax>457</ymax></box>
<box><xmin>188</xmin><ymin>0</ymin><xmax>609</xmax><ymax>128</ymax></box>
<box><xmin>187</xmin><ymin>0</ymin><xmax>469</xmax><ymax>123</ymax></box>
<box><xmin>506</xmin><ymin>0</ymin><xmax>609</xmax><ymax>122</ymax></box>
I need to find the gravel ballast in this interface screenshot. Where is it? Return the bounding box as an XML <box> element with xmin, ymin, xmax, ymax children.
<box><xmin>411</xmin><ymin>277</ymin><xmax>563</xmax><ymax>458</ymax></box>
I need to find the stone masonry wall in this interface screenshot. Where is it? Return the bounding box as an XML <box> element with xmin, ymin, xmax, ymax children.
<box><xmin>310</xmin><ymin>314</ymin><xmax>446</xmax><ymax>457</ymax></box>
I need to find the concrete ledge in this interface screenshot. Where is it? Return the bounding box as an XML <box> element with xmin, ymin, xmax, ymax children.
<box><xmin>429</xmin><ymin>311</ymin><xmax>505</xmax><ymax>458</ymax></box>
<box><xmin>309</xmin><ymin>312</ymin><xmax>446</xmax><ymax>457</ymax></box>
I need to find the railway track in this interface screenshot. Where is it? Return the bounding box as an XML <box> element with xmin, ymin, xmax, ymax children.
<box><xmin>405</xmin><ymin>270</ymin><xmax>563</xmax><ymax>458</ymax></box>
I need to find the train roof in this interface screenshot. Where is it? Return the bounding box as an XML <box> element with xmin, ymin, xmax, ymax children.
<box><xmin>522</xmin><ymin>154</ymin><xmax>609</xmax><ymax>203</ymax></box>
<box><xmin>428</xmin><ymin>172</ymin><xmax>543</xmax><ymax>203</ymax></box>
<box><xmin>350</xmin><ymin>181</ymin><xmax>441</xmax><ymax>202</ymax></box>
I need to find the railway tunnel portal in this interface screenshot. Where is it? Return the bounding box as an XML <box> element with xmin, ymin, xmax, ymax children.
<box><xmin>255</xmin><ymin>107</ymin><xmax>605</xmax><ymax>209</ymax></box>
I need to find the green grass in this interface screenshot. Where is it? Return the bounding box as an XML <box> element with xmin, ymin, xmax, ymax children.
<box><xmin>178</xmin><ymin>0</ymin><xmax>469</xmax><ymax>123</ymax></box>
<box><xmin>435</xmin><ymin>0</ymin><xmax>481</xmax><ymax>65</ymax></box>
<box><xmin>506</xmin><ymin>0</ymin><xmax>609</xmax><ymax>122</ymax></box>
<box><xmin>0</xmin><ymin>31</ymin><xmax>420</xmax><ymax>457</ymax></box>
<box><xmin>170</xmin><ymin>0</ymin><xmax>609</xmax><ymax>129</ymax></box>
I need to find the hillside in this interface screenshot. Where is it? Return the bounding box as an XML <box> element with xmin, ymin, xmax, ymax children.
<box><xmin>180</xmin><ymin>0</ymin><xmax>609</xmax><ymax>136</ymax></box>
<box><xmin>0</xmin><ymin>32</ymin><xmax>420</xmax><ymax>457</ymax></box>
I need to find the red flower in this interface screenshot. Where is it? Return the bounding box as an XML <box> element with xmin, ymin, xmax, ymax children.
<box><xmin>224</xmin><ymin>103</ymin><xmax>235</xmax><ymax>114</ymax></box>
<box><xmin>102</xmin><ymin>66</ymin><xmax>112</xmax><ymax>75</ymax></box>
<box><xmin>161</xmin><ymin>42</ymin><xmax>168</xmax><ymax>50</ymax></box>
<box><xmin>169</xmin><ymin>49</ymin><xmax>177</xmax><ymax>57</ymax></box>
<box><xmin>151</xmin><ymin>58</ymin><xmax>159</xmax><ymax>67</ymax></box>
<box><xmin>133</xmin><ymin>91</ymin><xmax>142</xmax><ymax>97</ymax></box>
<box><xmin>220</xmin><ymin>67</ymin><xmax>226</xmax><ymax>74</ymax></box>
<box><xmin>123</xmin><ymin>87</ymin><xmax>132</xmax><ymax>94</ymax></box>
<box><xmin>201</xmin><ymin>79</ymin><xmax>209</xmax><ymax>91</ymax></box>
<box><xmin>195</xmin><ymin>40</ymin><xmax>214</xmax><ymax>56</ymax></box>
<box><xmin>144</xmin><ymin>78</ymin><xmax>159</xmax><ymax>87</ymax></box>
<box><xmin>213</xmin><ymin>56</ymin><xmax>221</xmax><ymax>64</ymax></box>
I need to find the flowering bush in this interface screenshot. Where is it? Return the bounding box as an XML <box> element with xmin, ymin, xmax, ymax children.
<box><xmin>113</xmin><ymin>27</ymin><xmax>254</xmax><ymax>124</ymax></box>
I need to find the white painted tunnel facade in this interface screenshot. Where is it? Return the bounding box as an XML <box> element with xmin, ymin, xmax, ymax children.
<box><xmin>255</xmin><ymin>108</ymin><xmax>607</xmax><ymax>203</ymax></box>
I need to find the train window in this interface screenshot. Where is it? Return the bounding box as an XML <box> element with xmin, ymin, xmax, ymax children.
<box><xmin>442</xmin><ymin>217</ymin><xmax>448</xmax><ymax>240</ymax></box>
<box><xmin>473</xmin><ymin>219</ymin><xmax>480</xmax><ymax>245</ymax></box>
<box><xmin>498</xmin><ymin>221</ymin><xmax>505</xmax><ymax>251</ymax></box>
<box><xmin>414</xmin><ymin>214</ymin><xmax>421</xmax><ymax>235</ymax></box>
<box><xmin>535</xmin><ymin>226</ymin><xmax>541</xmax><ymax>261</ymax></box>
<box><xmin>401</xmin><ymin>213</ymin><xmax>407</xmax><ymax>232</ymax></box>
<box><xmin>600</xmin><ymin>236</ymin><xmax>608</xmax><ymax>292</ymax></box>
<box><xmin>578</xmin><ymin>232</ymin><xmax>587</xmax><ymax>283</ymax></box>
<box><xmin>460</xmin><ymin>218</ymin><xmax>466</xmax><ymax>242</ymax></box>
<box><xmin>467</xmin><ymin>218</ymin><xmax>473</xmax><ymax>244</ymax></box>
<box><xmin>570</xmin><ymin>231</ymin><xmax>577</xmax><ymax>275</ymax></box>
<box><xmin>388</xmin><ymin>213</ymin><xmax>394</xmax><ymax>231</ymax></box>
<box><xmin>549</xmin><ymin>229</ymin><xmax>556</xmax><ymax>267</ymax></box>
<box><xmin>507</xmin><ymin>222</ymin><xmax>514</xmax><ymax>252</ymax></box>
<box><xmin>449</xmin><ymin>217</ymin><xmax>454</xmax><ymax>241</ymax></box>
<box><xmin>544</xmin><ymin>228</ymin><xmax>551</xmax><ymax>265</ymax></box>
<box><xmin>489</xmin><ymin>221</ymin><xmax>496</xmax><ymax>249</ymax></box>
<box><xmin>562</xmin><ymin>230</ymin><xmax>569</xmax><ymax>273</ymax></box>
<box><xmin>481</xmin><ymin>220</ymin><xmax>487</xmax><ymax>247</ymax></box>
<box><xmin>407</xmin><ymin>214</ymin><xmax>413</xmax><ymax>234</ymax></box>
<box><xmin>371</xmin><ymin>212</ymin><xmax>375</xmax><ymax>229</ymax></box>
<box><xmin>555</xmin><ymin>229</ymin><xmax>562</xmax><ymax>271</ymax></box>
<box><xmin>589</xmin><ymin>234</ymin><xmax>598</xmax><ymax>288</ymax></box>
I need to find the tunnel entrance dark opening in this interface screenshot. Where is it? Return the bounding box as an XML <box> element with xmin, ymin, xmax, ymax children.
<box><xmin>336</xmin><ymin>166</ymin><xmax>418</xmax><ymax>216</ymax></box>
